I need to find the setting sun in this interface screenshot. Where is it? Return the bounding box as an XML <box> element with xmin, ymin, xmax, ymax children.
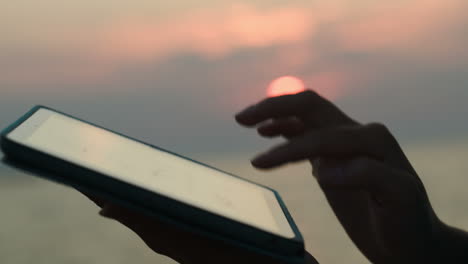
<box><xmin>267</xmin><ymin>76</ymin><xmax>306</xmax><ymax>97</ymax></box>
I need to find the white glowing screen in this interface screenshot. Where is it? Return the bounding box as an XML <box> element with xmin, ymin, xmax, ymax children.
<box><xmin>7</xmin><ymin>108</ymin><xmax>295</xmax><ymax>238</ymax></box>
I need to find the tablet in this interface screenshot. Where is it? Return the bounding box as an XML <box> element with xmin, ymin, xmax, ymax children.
<box><xmin>0</xmin><ymin>106</ymin><xmax>304</xmax><ymax>263</ymax></box>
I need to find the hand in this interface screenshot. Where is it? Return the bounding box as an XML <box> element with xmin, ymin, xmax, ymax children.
<box><xmin>235</xmin><ymin>90</ymin><xmax>445</xmax><ymax>263</ymax></box>
<box><xmin>79</xmin><ymin>193</ymin><xmax>318</xmax><ymax>264</ymax></box>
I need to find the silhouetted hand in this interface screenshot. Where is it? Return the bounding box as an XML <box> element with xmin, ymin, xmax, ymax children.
<box><xmin>80</xmin><ymin>193</ymin><xmax>318</xmax><ymax>264</ymax></box>
<box><xmin>235</xmin><ymin>90</ymin><xmax>447</xmax><ymax>263</ymax></box>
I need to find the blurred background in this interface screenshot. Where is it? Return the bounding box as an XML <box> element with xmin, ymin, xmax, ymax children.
<box><xmin>1</xmin><ymin>0</ymin><xmax>468</xmax><ymax>263</ymax></box>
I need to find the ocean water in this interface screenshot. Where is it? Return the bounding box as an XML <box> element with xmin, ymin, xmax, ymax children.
<box><xmin>1</xmin><ymin>139</ymin><xmax>468</xmax><ymax>264</ymax></box>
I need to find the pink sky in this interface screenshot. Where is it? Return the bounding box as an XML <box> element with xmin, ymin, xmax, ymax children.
<box><xmin>1</xmin><ymin>0</ymin><xmax>467</xmax><ymax>98</ymax></box>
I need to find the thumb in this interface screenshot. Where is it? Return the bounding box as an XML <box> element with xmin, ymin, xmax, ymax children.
<box><xmin>98</xmin><ymin>204</ymin><xmax>120</xmax><ymax>218</ymax></box>
<box><xmin>98</xmin><ymin>204</ymin><xmax>140</xmax><ymax>226</ymax></box>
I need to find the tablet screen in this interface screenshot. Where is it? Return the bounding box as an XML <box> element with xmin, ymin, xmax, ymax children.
<box><xmin>7</xmin><ymin>108</ymin><xmax>295</xmax><ymax>238</ymax></box>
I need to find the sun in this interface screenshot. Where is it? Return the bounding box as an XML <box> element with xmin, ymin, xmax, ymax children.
<box><xmin>267</xmin><ymin>76</ymin><xmax>305</xmax><ymax>97</ymax></box>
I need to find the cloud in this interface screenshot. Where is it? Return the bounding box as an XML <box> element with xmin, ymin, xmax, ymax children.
<box><xmin>1</xmin><ymin>3</ymin><xmax>316</xmax><ymax>89</ymax></box>
<box><xmin>87</xmin><ymin>0</ymin><xmax>468</xmax><ymax>84</ymax></box>
<box><xmin>91</xmin><ymin>4</ymin><xmax>315</xmax><ymax>63</ymax></box>
<box><xmin>2</xmin><ymin>0</ymin><xmax>468</xmax><ymax>95</ymax></box>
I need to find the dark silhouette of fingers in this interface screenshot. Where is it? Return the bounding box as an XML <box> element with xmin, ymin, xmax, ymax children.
<box><xmin>251</xmin><ymin>124</ymin><xmax>396</xmax><ymax>169</ymax></box>
<box><xmin>235</xmin><ymin>91</ymin><xmax>317</xmax><ymax>126</ymax></box>
<box><xmin>257</xmin><ymin>117</ymin><xmax>305</xmax><ymax>138</ymax></box>
<box><xmin>236</xmin><ymin>90</ymin><xmax>355</xmax><ymax>128</ymax></box>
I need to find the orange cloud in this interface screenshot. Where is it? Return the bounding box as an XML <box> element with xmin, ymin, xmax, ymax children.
<box><xmin>92</xmin><ymin>4</ymin><xmax>315</xmax><ymax>63</ymax></box>
<box><xmin>1</xmin><ymin>3</ymin><xmax>317</xmax><ymax>92</ymax></box>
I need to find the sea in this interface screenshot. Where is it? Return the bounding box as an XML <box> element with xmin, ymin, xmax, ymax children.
<box><xmin>1</xmin><ymin>139</ymin><xmax>468</xmax><ymax>264</ymax></box>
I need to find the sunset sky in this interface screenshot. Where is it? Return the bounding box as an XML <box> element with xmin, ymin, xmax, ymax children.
<box><xmin>1</xmin><ymin>0</ymin><xmax>468</xmax><ymax>155</ymax></box>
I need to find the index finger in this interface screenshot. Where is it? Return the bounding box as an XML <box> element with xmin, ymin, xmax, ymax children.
<box><xmin>235</xmin><ymin>90</ymin><xmax>355</xmax><ymax>128</ymax></box>
<box><xmin>235</xmin><ymin>91</ymin><xmax>316</xmax><ymax>126</ymax></box>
